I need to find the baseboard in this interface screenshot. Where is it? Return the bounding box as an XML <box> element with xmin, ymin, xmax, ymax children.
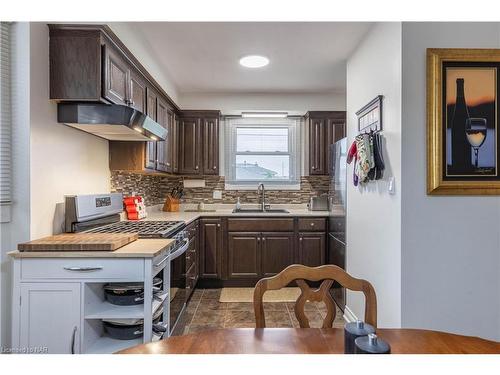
<box><xmin>343</xmin><ymin>305</ymin><xmax>358</xmax><ymax>323</ymax></box>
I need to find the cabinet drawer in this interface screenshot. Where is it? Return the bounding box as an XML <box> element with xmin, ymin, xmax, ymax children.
<box><xmin>227</xmin><ymin>218</ymin><xmax>294</xmax><ymax>232</ymax></box>
<box><xmin>21</xmin><ymin>258</ymin><xmax>144</xmax><ymax>280</ymax></box>
<box><xmin>298</xmin><ymin>218</ymin><xmax>326</xmax><ymax>231</ymax></box>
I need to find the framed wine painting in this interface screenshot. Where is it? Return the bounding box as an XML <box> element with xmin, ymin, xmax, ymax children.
<box><xmin>427</xmin><ymin>48</ymin><xmax>500</xmax><ymax>195</ymax></box>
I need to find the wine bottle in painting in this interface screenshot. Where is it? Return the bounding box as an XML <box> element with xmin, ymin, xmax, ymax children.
<box><xmin>451</xmin><ymin>78</ymin><xmax>472</xmax><ymax>172</ymax></box>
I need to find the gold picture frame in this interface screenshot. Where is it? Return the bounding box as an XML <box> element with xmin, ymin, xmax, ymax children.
<box><xmin>427</xmin><ymin>48</ymin><xmax>500</xmax><ymax>195</ymax></box>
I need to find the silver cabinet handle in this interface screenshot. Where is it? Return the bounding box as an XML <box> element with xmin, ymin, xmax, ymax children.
<box><xmin>299</xmin><ymin>237</ymin><xmax>303</xmax><ymax>241</ymax></box>
<box><xmin>63</xmin><ymin>266</ymin><xmax>103</xmax><ymax>272</ymax></box>
<box><xmin>217</xmin><ymin>224</ymin><xmax>221</xmax><ymax>227</ymax></box>
<box><xmin>310</xmin><ymin>223</ymin><xmax>315</xmax><ymax>226</ymax></box>
<box><xmin>213</xmin><ymin>166</ymin><xmax>217</xmax><ymax>169</ymax></box>
<box><xmin>195</xmin><ymin>166</ymin><xmax>199</xmax><ymax>170</ymax></box>
<box><xmin>71</xmin><ymin>326</ymin><xmax>77</xmax><ymax>354</ymax></box>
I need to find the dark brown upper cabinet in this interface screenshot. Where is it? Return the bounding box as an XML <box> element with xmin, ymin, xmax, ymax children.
<box><xmin>156</xmin><ymin>97</ymin><xmax>170</xmax><ymax>172</ymax></box>
<box><xmin>103</xmin><ymin>44</ymin><xmax>129</xmax><ymax>105</ymax></box>
<box><xmin>49</xmin><ymin>24</ymin><xmax>223</xmax><ymax>176</ymax></box>
<box><xmin>178</xmin><ymin>117</ymin><xmax>202</xmax><ymax>175</ymax></box>
<box><xmin>306</xmin><ymin>111</ymin><xmax>346</xmax><ymax>175</ymax></box>
<box><xmin>129</xmin><ymin>70</ymin><xmax>147</xmax><ymax>113</ymax></box>
<box><xmin>49</xmin><ymin>24</ymin><xmax>178</xmax><ymax>110</ymax></box>
<box><xmin>178</xmin><ymin>111</ymin><xmax>220</xmax><ymax>176</ymax></box>
<box><xmin>203</xmin><ymin>117</ymin><xmax>220</xmax><ymax>175</ymax></box>
<box><xmin>145</xmin><ymin>87</ymin><xmax>158</xmax><ymax>170</ymax></box>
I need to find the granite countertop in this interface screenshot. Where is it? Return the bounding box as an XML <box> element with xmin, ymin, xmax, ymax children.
<box><xmin>8</xmin><ymin>238</ymin><xmax>175</xmax><ymax>258</ymax></box>
<box><xmin>141</xmin><ymin>204</ymin><xmax>344</xmax><ymax>225</ymax></box>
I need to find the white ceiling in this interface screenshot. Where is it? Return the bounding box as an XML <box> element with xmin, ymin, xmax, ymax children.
<box><xmin>124</xmin><ymin>22</ymin><xmax>373</xmax><ymax>95</ymax></box>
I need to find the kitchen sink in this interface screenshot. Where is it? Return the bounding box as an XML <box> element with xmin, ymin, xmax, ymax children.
<box><xmin>232</xmin><ymin>208</ymin><xmax>290</xmax><ymax>214</ymax></box>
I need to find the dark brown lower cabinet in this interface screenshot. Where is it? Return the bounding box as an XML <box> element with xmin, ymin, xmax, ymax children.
<box><xmin>261</xmin><ymin>233</ymin><xmax>295</xmax><ymax>277</ymax></box>
<box><xmin>298</xmin><ymin>232</ymin><xmax>326</xmax><ymax>267</ymax></box>
<box><xmin>227</xmin><ymin>232</ymin><xmax>295</xmax><ymax>280</ymax></box>
<box><xmin>199</xmin><ymin>219</ymin><xmax>222</xmax><ymax>279</ymax></box>
<box><xmin>227</xmin><ymin>232</ymin><xmax>261</xmax><ymax>278</ymax></box>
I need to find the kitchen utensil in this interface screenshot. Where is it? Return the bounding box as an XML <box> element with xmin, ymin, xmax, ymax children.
<box><xmin>104</xmin><ymin>277</ymin><xmax>163</xmax><ymax>306</ymax></box>
<box><xmin>103</xmin><ymin>306</ymin><xmax>164</xmax><ymax>340</ymax></box>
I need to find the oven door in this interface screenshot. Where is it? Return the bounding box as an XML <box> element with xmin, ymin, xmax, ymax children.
<box><xmin>169</xmin><ymin>238</ymin><xmax>189</xmax><ymax>335</ymax></box>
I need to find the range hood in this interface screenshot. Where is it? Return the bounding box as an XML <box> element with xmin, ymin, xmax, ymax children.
<box><xmin>57</xmin><ymin>103</ymin><xmax>167</xmax><ymax>141</ymax></box>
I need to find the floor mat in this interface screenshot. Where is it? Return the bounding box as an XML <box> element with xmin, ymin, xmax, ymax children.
<box><xmin>219</xmin><ymin>287</ymin><xmax>301</xmax><ymax>303</ymax></box>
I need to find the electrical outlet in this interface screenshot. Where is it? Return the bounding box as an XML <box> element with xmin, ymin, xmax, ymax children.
<box><xmin>213</xmin><ymin>190</ymin><xmax>222</xmax><ymax>199</ymax></box>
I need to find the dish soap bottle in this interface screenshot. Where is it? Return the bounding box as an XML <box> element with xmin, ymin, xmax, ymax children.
<box><xmin>235</xmin><ymin>197</ymin><xmax>241</xmax><ymax>211</ymax></box>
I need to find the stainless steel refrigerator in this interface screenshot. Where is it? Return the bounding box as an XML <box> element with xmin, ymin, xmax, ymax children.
<box><xmin>328</xmin><ymin>137</ymin><xmax>347</xmax><ymax>311</ymax></box>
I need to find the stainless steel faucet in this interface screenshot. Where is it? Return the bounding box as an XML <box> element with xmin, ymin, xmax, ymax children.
<box><xmin>257</xmin><ymin>183</ymin><xmax>266</xmax><ymax>212</ymax></box>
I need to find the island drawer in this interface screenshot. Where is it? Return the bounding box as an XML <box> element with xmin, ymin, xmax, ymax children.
<box><xmin>227</xmin><ymin>218</ymin><xmax>294</xmax><ymax>232</ymax></box>
<box><xmin>21</xmin><ymin>258</ymin><xmax>144</xmax><ymax>280</ymax></box>
<box><xmin>298</xmin><ymin>218</ymin><xmax>326</xmax><ymax>231</ymax></box>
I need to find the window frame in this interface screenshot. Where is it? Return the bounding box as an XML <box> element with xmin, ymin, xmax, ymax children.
<box><xmin>224</xmin><ymin>117</ymin><xmax>301</xmax><ymax>190</ymax></box>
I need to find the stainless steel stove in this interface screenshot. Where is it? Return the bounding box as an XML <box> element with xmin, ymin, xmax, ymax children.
<box><xmin>65</xmin><ymin>193</ymin><xmax>191</xmax><ymax>336</ymax></box>
<box><xmin>84</xmin><ymin>220</ymin><xmax>185</xmax><ymax>238</ymax></box>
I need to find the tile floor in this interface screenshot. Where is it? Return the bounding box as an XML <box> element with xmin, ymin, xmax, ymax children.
<box><xmin>180</xmin><ymin>288</ymin><xmax>345</xmax><ymax>335</ymax></box>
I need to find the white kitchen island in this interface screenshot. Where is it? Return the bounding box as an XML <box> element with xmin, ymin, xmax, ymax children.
<box><xmin>8</xmin><ymin>239</ymin><xmax>174</xmax><ymax>354</ymax></box>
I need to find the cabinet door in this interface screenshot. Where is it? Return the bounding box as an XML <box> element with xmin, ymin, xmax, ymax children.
<box><xmin>203</xmin><ymin>117</ymin><xmax>219</xmax><ymax>175</ymax></box>
<box><xmin>103</xmin><ymin>45</ymin><xmax>129</xmax><ymax>105</ymax></box>
<box><xmin>145</xmin><ymin>87</ymin><xmax>158</xmax><ymax>170</ymax></box>
<box><xmin>129</xmin><ymin>69</ymin><xmax>146</xmax><ymax>113</ymax></box>
<box><xmin>298</xmin><ymin>232</ymin><xmax>326</xmax><ymax>267</ymax></box>
<box><xmin>19</xmin><ymin>283</ymin><xmax>80</xmax><ymax>354</ymax></box>
<box><xmin>200</xmin><ymin>219</ymin><xmax>222</xmax><ymax>278</ymax></box>
<box><xmin>178</xmin><ymin>118</ymin><xmax>201</xmax><ymax>174</ymax></box>
<box><xmin>309</xmin><ymin>118</ymin><xmax>326</xmax><ymax>175</ymax></box>
<box><xmin>172</xmin><ymin>114</ymin><xmax>180</xmax><ymax>173</ymax></box>
<box><xmin>155</xmin><ymin>98</ymin><xmax>169</xmax><ymax>172</ymax></box>
<box><xmin>163</xmin><ymin>109</ymin><xmax>175</xmax><ymax>173</ymax></box>
<box><xmin>261</xmin><ymin>232</ymin><xmax>295</xmax><ymax>277</ymax></box>
<box><xmin>227</xmin><ymin>232</ymin><xmax>261</xmax><ymax>279</ymax></box>
<box><xmin>326</xmin><ymin>118</ymin><xmax>346</xmax><ymax>173</ymax></box>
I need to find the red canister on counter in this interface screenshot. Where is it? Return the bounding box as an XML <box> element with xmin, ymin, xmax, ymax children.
<box><xmin>123</xmin><ymin>196</ymin><xmax>147</xmax><ymax>220</ymax></box>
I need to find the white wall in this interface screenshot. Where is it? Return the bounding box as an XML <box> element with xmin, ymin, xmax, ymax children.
<box><xmin>401</xmin><ymin>22</ymin><xmax>500</xmax><ymax>341</ymax></box>
<box><xmin>29</xmin><ymin>23</ymin><xmax>111</xmax><ymax>239</ymax></box>
<box><xmin>109</xmin><ymin>23</ymin><xmax>180</xmax><ymax>105</ymax></box>
<box><xmin>0</xmin><ymin>21</ymin><xmax>31</xmax><ymax>349</ymax></box>
<box><xmin>346</xmin><ymin>23</ymin><xmax>402</xmax><ymax>327</ymax></box>
<box><xmin>178</xmin><ymin>91</ymin><xmax>346</xmax><ymax>115</ymax></box>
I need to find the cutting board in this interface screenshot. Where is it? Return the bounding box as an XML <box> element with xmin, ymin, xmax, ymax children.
<box><xmin>18</xmin><ymin>233</ymin><xmax>139</xmax><ymax>252</ymax></box>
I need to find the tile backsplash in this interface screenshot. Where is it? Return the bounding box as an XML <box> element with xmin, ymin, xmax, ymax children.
<box><xmin>111</xmin><ymin>172</ymin><xmax>332</xmax><ymax>207</ymax></box>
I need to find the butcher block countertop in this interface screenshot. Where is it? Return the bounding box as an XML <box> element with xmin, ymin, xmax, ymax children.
<box><xmin>8</xmin><ymin>238</ymin><xmax>175</xmax><ymax>259</ymax></box>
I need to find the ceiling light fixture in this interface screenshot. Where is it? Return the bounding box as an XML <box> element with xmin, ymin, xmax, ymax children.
<box><xmin>242</xmin><ymin>112</ymin><xmax>288</xmax><ymax>118</ymax></box>
<box><xmin>239</xmin><ymin>55</ymin><xmax>269</xmax><ymax>68</ymax></box>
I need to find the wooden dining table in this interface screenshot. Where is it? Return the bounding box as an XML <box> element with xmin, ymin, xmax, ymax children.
<box><xmin>118</xmin><ymin>328</ymin><xmax>500</xmax><ymax>354</ymax></box>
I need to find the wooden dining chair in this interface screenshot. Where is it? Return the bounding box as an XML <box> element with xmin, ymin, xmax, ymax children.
<box><xmin>253</xmin><ymin>264</ymin><xmax>377</xmax><ymax>329</ymax></box>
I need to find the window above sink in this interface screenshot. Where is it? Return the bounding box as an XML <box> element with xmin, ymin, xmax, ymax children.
<box><xmin>224</xmin><ymin>117</ymin><xmax>301</xmax><ymax>190</ymax></box>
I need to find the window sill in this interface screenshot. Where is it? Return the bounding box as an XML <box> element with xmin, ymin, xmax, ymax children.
<box><xmin>224</xmin><ymin>183</ymin><xmax>301</xmax><ymax>191</ymax></box>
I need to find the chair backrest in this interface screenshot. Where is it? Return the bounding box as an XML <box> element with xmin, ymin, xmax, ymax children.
<box><xmin>253</xmin><ymin>264</ymin><xmax>377</xmax><ymax>329</ymax></box>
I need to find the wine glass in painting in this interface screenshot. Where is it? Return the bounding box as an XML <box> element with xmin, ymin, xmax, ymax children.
<box><xmin>465</xmin><ymin>118</ymin><xmax>487</xmax><ymax>169</ymax></box>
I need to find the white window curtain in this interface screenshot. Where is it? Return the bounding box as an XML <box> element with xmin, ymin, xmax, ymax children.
<box><xmin>224</xmin><ymin>117</ymin><xmax>301</xmax><ymax>190</ymax></box>
<box><xmin>0</xmin><ymin>22</ymin><xmax>12</xmax><ymax>222</ymax></box>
